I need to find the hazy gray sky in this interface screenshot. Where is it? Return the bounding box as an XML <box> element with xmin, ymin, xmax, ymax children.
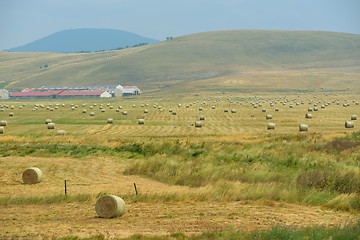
<box><xmin>1</xmin><ymin>0</ymin><xmax>359</xmax><ymax>50</ymax></box>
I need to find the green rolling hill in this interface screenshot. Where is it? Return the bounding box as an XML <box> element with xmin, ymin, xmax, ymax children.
<box><xmin>1</xmin><ymin>30</ymin><xmax>359</xmax><ymax>93</ymax></box>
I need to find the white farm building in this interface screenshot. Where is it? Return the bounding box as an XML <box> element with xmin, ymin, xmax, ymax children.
<box><xmin>115</xmin><ymin>85</ymin><xmax>141</xmax><ymax>97</ymax></box>
<box><xmin>0</xmin><ymin>89</ymin><xmax>9</xmax><ymax>99</ymax></box>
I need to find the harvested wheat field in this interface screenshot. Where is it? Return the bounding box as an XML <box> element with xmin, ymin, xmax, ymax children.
<box><xmin>0</xmin><ymin>92</ymin><xmax>360</xmax><ymax>239</ymax></box>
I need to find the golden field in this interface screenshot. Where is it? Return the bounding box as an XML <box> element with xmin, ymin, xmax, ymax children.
<box><xmin>0</xmin><ymin>91</ymin><xmax>359</xmax><ymax>239</ymax></box>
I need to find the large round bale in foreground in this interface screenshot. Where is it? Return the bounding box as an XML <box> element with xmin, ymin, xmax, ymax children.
<box><xmin>47</xmin><ymin>123</ymin><xmax>55</xmax><ymax>129</ymax></box>
<box><xmin>95</xmin><ymin>194</ymin><xmax>125</xmax><ymax>218</ymax></box>
<box><xmin>299</xmin><ymin>124</ymin><xmax>308</xmax><ymax>132</ymax></box>
<box><xmin>345</xmin><ymin>121</ymin><xmax>354</xmax><ymax>128</ymax></box>
<box><xmin>0</xmin><ymin>126</ymin><xmax>4</xmax><ymax>134</ymax></box>
<box><xmin>22</xmin><ymin>167</ymin><xmax>43</xmax><ymax>184</ymax></box>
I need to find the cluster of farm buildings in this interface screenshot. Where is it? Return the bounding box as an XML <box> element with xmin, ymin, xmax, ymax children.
<box><xmin>0</xmin><ymin>85</ymin><xmax>141</xmax><ymax>100</ymax></box>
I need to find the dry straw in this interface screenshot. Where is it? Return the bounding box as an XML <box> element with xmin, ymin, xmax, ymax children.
<box><xmin>22</xmin><ymin>167</ymin><xmax>43</xmax><ymax>184</ymax></box>
<box><xmin>95</xmin><ymin>194</ymin><xmax>125</xmax><ymax>218</ymax></box>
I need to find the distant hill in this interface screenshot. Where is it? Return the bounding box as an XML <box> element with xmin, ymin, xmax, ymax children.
<box><xmin>1</xmin><ymin>30</ymin><xmax>360</xmax><ymax>92</ymax></box>
<box><xmin>7</xmin><ymin>28</ymin><xmax>159</xmax><ymax>53</ymax></box>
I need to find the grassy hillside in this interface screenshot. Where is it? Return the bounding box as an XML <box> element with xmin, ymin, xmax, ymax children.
<box><xmin>1</xmin><ymin>30</ymin><xmax>360</xmax><ymax>92</ymax></box>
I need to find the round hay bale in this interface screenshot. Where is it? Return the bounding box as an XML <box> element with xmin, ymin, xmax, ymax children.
<box><xmin>122</xmin><ymin>111</ymin><xmax>128</xmax><ymax>115</ymax></box>
<box><xmin>47</xmin><ymin>123</ymin><xmax>55</xmax><ymax>129</ymax></box>
<box><xmin>57</xmin><ymin>130</ymin><xmax>66</xmax><ymax>135</ymax></box>
<box><xmin>0</xmin><ymin>120</ymin><xmax>7</xmax><ymax>126</ymax></box>
<box><xmin>265</xmin><ymin>114</ymin><xmax>272</xmax><ymax>120</ymax></box>
<box><xmin>345</xmin><ymin>121</ymin><xmax>354</xmax><ymax>128</ymax></box>
<box><xmin>0</xmin><ymin>126</ymin><xmax>4</xmax><ymax>134</ymax></box>
<box><xmin>172</xmin><ymin>111</ymin><xmax>177</xmax><ymax>115</ymax></box>
<box><xmin>90</xmin><ymin>112</ymin><xmax>95</xmax><ymax>116</ymax></box>
<box><xmin>199</xmin><ymin>116</ymin><xmax>205</xmax><ymax>121</ymax></box>
<box><xmin>262</xmin><ymin>109</ymin><xmax>267</xmax><ymax>113</ymax></box>
<box><xmin>101</xmin><ymin>109</ymin><xmax>106</xmax><ymax>113</ymax></box>
<box><xmin>195</xmin><ymin>121</ymin><xmax>202</xmax><ymax>128</ymax></box>
<box><xmin>267</xmin><ymin>123</ymin><xmax>275</xmax><ymax>130</ymax></box>
<box><xmin>144</xmin><ymin>109</ymin><xmax>149</xmax><ymax>114</ymax></box>
<box><xmin>308</xmin><ymin>108</ymin><xmax>313</xmax><ymax>112</ymax></box>
<box><xmin>82</xmin><ymin>109</ymin><xmax>87</xmax><ymax>114</ymax></box>
<box><xmin>95</xmin><ymin>194</ymin><xmax>125</xmax><ymax>218</ymax></box>
<box><xmin>107</xmin><ymin>118</ymin><xmax>113</xmax><ymax>124</ymax></box>
<box><xmin>224</xmin><ymin>109</ymin><xmax>229</xmax><ymax>113</ymax></box>
<box><xmin>299</xmin><ymin>124</ymin><xmax>308</xmax><ymax>132</ymax></box>
<box><xmin>8</xmin><ymin>112</ymin><xmax>14</xmax><ymax>117</ymax></box>
<box><xmin>351</xmin><ymin>115</ymin><xmax>357</xmax><ymax>120</ymax></box>
<box><xmin>275</xmin><ymin>108</ymin><xmax>280</xmax><ymax>112</ymax></box>
<box><xmin>305</xmin><ymin>113</ymin><xmax>313</xmax><ymax>119</ymax></box>
<box><xmin>138</xmin><ymin>119</ymin><xmax>145</xmax><ymax>124</ymax></box>
<box><xmin>231</xmin><ymin>109</ymin><xmax>236</xmax><ymax>113</ymax></box>
<box><xmin>22</xmin><ymin>167</ymin><xmax>43</xmax><ymax>184</ymax></box>
<box><xmin>45</xmin><ymin>119</ymin><xmax>52</xmax><ymax>124</ymax></box>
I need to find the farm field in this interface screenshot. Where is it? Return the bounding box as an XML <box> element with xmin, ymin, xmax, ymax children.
<box><xmin>0</xmin><ymin>91</ymin><xmax>359</xmax><ymax>239</ymax></box>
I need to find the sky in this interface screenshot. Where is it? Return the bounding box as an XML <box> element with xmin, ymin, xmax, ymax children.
<box><xmin>0</xmin><ymin>0</ymin><xmax>359</xmax><ymax>51</ymax></box>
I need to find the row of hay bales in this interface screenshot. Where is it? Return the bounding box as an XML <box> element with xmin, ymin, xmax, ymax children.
<box><xmin>20</xmin><ymin>166</ymin><xmax>125</xmax><ymax>218</ymax></box>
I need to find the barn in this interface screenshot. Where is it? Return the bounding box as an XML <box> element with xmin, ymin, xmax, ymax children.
<box><xmin>115</xmin><ymin>85</ymin><xmax>141</xmax><ymax>97</ymax></box>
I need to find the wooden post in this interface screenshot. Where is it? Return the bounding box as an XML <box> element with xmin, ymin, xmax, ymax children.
<box><xmin>64</xmin><ymin>180</ymin><xmax>67</xmax><ymax>195</ymax></box>
<box><xmin>133</xmin><ymin>183</ymin><xmax>138</xmax><ymax>195</ymax></box>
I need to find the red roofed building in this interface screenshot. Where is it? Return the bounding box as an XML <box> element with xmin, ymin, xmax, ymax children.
<box><xmin>10</xmin><ymin>91</ymin><xmax>62</xmax><ymax>99</ymax></box>
<box><xmin>57</xmin><ymin>91</ymin><xmax>104</xmax><ymax>98</ymax></box>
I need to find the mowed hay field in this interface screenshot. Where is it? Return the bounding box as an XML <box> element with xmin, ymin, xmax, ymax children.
<box><xmin>0</xmin><ymin>92</ymin><xmax>360</xmax><ymax>239</ymax></box>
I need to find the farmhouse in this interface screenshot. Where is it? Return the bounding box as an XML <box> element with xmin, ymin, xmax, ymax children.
<box><xmin>115</xmin><ymin>85</ymin><xmax>141</xmax><ymax>97</ymax></box>
<box><xmin>0</xmin><ymin>89</ymin><xmax>9</xmax><ymax>99</ymax></box>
